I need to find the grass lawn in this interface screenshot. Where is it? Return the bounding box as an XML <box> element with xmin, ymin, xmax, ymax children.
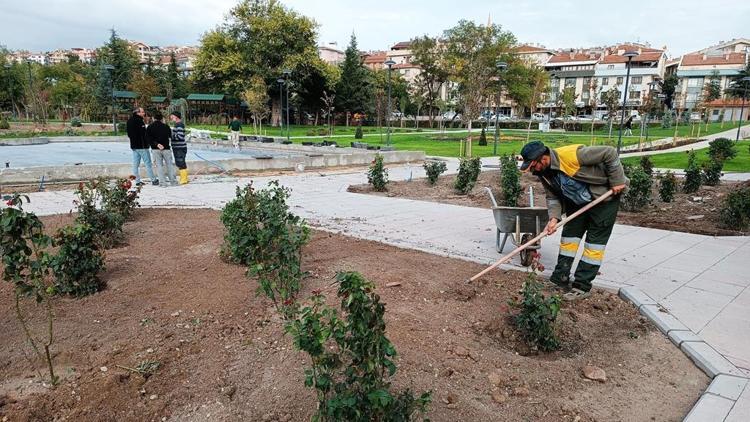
<box><xmin>279</xmin><ymin>130</ymin><xmax>648</xmax><ymax>158</ymax></box>
<box><xmin>591</xmin><ymin>121</ymin><xmax>737</xmax><ymax>139</ymax></box>
<box><xmin>188</xmin><ymin>123</ymin><xmax>457</xmax><ymax>137</ymax></box>
<box><xmin>622</xmin><ymin>141</ymin><xmax>750</xmax><ymax>172</ymax></box>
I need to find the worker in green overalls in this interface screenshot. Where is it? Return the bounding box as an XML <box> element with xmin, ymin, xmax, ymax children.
<box><xmin>520</xmin><ymin>141</ymin><xmax>629</xmax><ymax>301</ymax></box>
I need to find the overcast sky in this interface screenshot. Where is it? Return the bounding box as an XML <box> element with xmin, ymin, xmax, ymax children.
<box><xmin>1</xmin><ymin>0</ymin><xmax>748</xmax><ymax>57</ymax></box>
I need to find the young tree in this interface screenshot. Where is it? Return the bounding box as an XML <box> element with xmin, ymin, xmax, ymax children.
<box><xmin>557</xmin><ymin>87</ymin><xmax>577</xmax><ymax>131</ymax></box>
<box><xmin>335</xmin><ymin>33</ymin><xmax>372</xmax><ymax>118</ymax></box>
<box><xmin>410</xmin><ymin>35</ymin><xmax>449</xmax><ymax>128</ymax></box>
<box><xmin>243</xmin><ymin>75</ymin><xmax>270</xmax><ymax>134</ymax></box>
<box><xmin>703</xmin><ymin>71</ymin><xmax>722</xmax><ymax>131</ymax></box>
<box><xmin>660</xmin><ymin>74</ymin><xmax>679</xmax><ymax>110</ymax></box>
<box><xmin>601</xmin><ymin>85</ymin><xmax>621</xmax><ymax>140</ymax></box>
<box><xmin>443</xmin><ymin>20</ymin><xmax>516</xmax><ymax>156</ymax></box>
<box><xmin>587</xmin><ymin>78</ymin><xmax>599</xmax><ymax>144</ymax></box>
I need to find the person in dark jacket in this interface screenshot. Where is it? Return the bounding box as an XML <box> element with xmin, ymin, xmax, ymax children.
<box><xmin>126</xmin><ymin>107</ymin><xmax>157</xmax><ymax>186</ymax></box>
<box><xmin>520</xmin><ymin>140</ymin><xmax>629</xmax><ymax>301</ymax></box>
<box><xmin>146</xmin><ymin>111</ymin><xmax>177</xmax><ymax>187</ymax></box>
<box><xmin>624</xmin><ymin>115</ymin><xmax>634</xmax><ymax>136</ymax></box>
<box><xmin>169</xmin><ymin>111</ymin><xmax>188</xmax><ymax>184</ymax></box>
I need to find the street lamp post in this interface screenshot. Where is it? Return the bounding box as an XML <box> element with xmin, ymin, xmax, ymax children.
<box><xmin>735</xmin><ymin>77</ymin><xmax>750</xmax><ymax>142</ymax></box>
<box><xmin>384</xmin><ymin>60</ymin><xmax>396</xmax><ymax>146</ymax></box>
<box><xmin>616</xmin><ymin>51</ymin><xmax>639</xmax><ymax>154</ymax></box>
<box><xmin>3</xmin><ymin>63</ymin><xmax>13</xmax><ymax>119</ymax></box>
<box><xmin>277</xmin><ymin>78</ymin><xmax>285</xmax><ymax>136</ymax></box>
<box><xmin>493</xmin><ymin>61</ymin><xmax>508</xmax><ymax>156</ymax></box>
<box><xmin>26</xmin><ymin>60</ymin><xmax>34</xmax><ymax>123</ymax></box>
<box><xmin>283</xmin><ymin>69</ymin><xmax>291</xmax><ymax>143</ymax></box>
<box><xmin>103</xmin><ymin>64</ymin><xmax>116</xmax><ymax>134</ymax></box>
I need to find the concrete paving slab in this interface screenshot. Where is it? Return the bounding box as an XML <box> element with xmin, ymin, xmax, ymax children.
<box><xmin>681</xmin><ymin>341</ymin><xmax>745</xmax><ymax>378</ymax></box>
<box><xmin>686</xmin><ymin>277</ymin><xmax>746</xmax><ymax>297</ymax></box>
<box><xmin>706</xmin><ymin>375</ymin><xmax>749</xmax><ymax>401</ymax></box>
<box><xmin>662</xmin><ymin>287</ymin><xmax>734</xmax><ymax>331</ymax></box>
<box><xmin>725</xmin><ymin>387</ymin><xmax>750</xmax><ymax>422</ymax></box>
<box><xmin>683</xmin><ymin>393</ymin><xmax>735</xmax><ymax>422</ymax></box>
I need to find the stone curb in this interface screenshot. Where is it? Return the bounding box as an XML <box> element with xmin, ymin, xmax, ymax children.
<box><xmin>616</xmin><ymin>286</ymin><xmax>750</xmax><ymax>422</ymax></box>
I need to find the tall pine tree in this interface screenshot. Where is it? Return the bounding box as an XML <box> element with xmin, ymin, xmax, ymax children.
<box><xmin>335</xmin><ymin>34</ymin><xmax>372</xmax><ymax>115</ymax></box>
<box><xmin>96</xmin><ymin>29</ymin><xmax>139</xmax><ymax>90</ymax></box>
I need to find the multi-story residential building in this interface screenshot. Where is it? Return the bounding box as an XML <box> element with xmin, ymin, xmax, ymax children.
<box><xmin>542</xmin><ymin>49</ymin><xmax>602</xmax><ymax>114</ymax></box>
<box><xmin>70</xmin><ymin>48</ymin><xmax>96</xmax><ymax>64</ymax></box>
<box><xmin>514</xmin><ymin>44</ymin><xmax>555</xmax><ymax>66</ymax></box>
<box><xmin>47</xmin><ymin>49</ymin><xmax>70</xmax><ymax>64</ymax></box>
<box><xmin>362</xmin><ymin>51</ymin><xmax>386</xmax><ymax>70</ymax></box>
<box><xmin>318</xmin><ymin>43</ymin><xmax>345</xmax><ymax>65</ymax></box>
<box><xmin>128</xmin><ymin>41</ymin><xmax>157</xmax><ymax>64</ymax></box>
<box><xmin>595</xmin><ymin>44</ymin><xmax>667</xmax><ymax>114</ymax></box>
<box><xmin>674</xmin><ymin>41</ymin><xmax>749</xmax><ymax>121</ymax></box>
<box><xmin>385</xmin><ymin>41</ymin><xmax>421</xmax><ymax>84</ymax></box>
<box><xmin>25</xmin><ymin>53</ymin><xmax>49</xmax><ymax>65</ymax></box>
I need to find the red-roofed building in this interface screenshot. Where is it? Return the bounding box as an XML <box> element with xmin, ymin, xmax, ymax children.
<box><xmin>514</xmin><ymin>44</ymin><xmax>555</xmax><ymax>66</ymax></box>
<box><xmin>594</xmin><ymin>44</ymin><xmax>667</xmax><ymax>113</ymax></box>
<box><xmin>675</xmin><ymin>48</ymin><xmax>748</xmax><ymax>120</ymax></box>
<box><xmin>542</xmin><ymin>49</ymin><xmax>603</xmax><ymax>113</ymax></box>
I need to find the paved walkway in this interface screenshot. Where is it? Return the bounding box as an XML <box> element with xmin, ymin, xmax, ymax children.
<box><xmin>621</xmin><ymin>124</ymin><xmax>750</xmax><ymax>158</ymax></box>
<box><xmin>10</xmin><ymin>159</ymin><xmax>750</xmax><ymax>420</ymax></box>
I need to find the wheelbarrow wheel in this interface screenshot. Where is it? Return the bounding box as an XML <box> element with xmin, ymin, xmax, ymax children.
<box><xmin>519</xmin><ymin>234</ymin><xmax>534</xmax><ymax>267</ymax></box>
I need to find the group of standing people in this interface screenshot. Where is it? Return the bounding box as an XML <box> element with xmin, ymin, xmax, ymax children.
<box><xmin>126</xmin><ymin>108</ymin><xmax>188</xmax><ymax>187</ymax></box>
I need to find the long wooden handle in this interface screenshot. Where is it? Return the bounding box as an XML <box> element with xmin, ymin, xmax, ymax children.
<box><xmin>468</xmin><ymin>189</ymin><xmax>615</xmax><ymax>283</ymax></box>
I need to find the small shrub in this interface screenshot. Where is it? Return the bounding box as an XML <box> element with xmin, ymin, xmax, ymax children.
<box><xmin>0</xmin><ymin>194</ymin><xmax>59</xmax><ymax>385</ymax></box>
<box><xmin>63</xmin><ymin>127</ymin><xmax>79</xmax><ymax>136</ymax></box>
<box><xmin>0</xmin><ymin>118</ymin><xmax>10</xmax><ymax>129</ymax></box>
<box><xmin>354</xmin><ymin>125</ymin><xmax>363</xmax><ymax>139</ymax></box>
<box><xmin>423</xmin><ymin>160</ymin><xmax>447</xmax><ymax>185</ymax></box>
<box><xmin>454</xmin><ymin>157</ymin><xmax>481</xmax><ymax>194</ymax></box>
<box><xmin>478</xmin><ymin>126</ymin><xmax>487</xmax><ymax>146</ymax></box>
<box><xmin>658</xmin><ymin>171</ymin><xmax>677</xmax><ymax>203</ymax></box>
<box><xmin>317</xmin><ymin>128</ymin><xmax>328</xmax><ymax>136</ymax></box>
<box><xmin>220</xmin><ymin>181</ymin><xmax>310</xmax><ymax>316</ymax></box>
<box><xmin>708</xmin><ymin>137</ymin><xmax>737</xmax><ymax>162</ymax></box>
<box><xmin>368</xmin><ymin>154</ymin><xmax>389</xmax><ymax>192</ymax></box>
<box><xmin>639</xmin><ymin>155</ymin><xmax>654</xmax><ymax>176</ymax></box>
<box><xmin>101</xmin><ymin>176</ymin><xmax>141</xmax><ymax>221</ymax></box>
<box><xmin>500</xmin><ymin>154</ymin><xmax>522</xmax><ymax>207</ymax></box>
<box><xmin>683</xmin><ymin>150</ymin><xmax>702</xmax><ymax>193</ymax></box>
<box><xmin>51</xmin><ymin>223</ymin><xmax>105</xmax><ymax>297</ymax></box>
<box><xmin>305</xmin><ymin>129</ymin><xmax>316</xmax><ymax>136</ymax></box>
<box><xmin>622</xmin><ymin>167</ymin><xmax>652</xmax><ymax>211</ymax></box>
<box><xmin>719</xmin><ymin>186</ymin><xmax>750</xmax><ymax>230</ymax></box>
<box><xmin>70</xmin><ymin>117</ymin><xmax>82</xmax><ymax>127</ymax></box>
<box><xmin>701</xmin><ymin>158</ymin><xmax>723</xmax><ymax>186</ymax></box>
<box><xmin>510</xmin><ymin>275</ymin><xmax>562</xmax><ymax>352</ymax></box>
<box><xmin>286</xmin><ymin>271</ymin><xmax>432</xmax><ymax>421</ymax></box>
<box><xmin>117</xmin><ymin>122</ymin><xmax>126</xmax><ymax>132</ymax></box>
<box><xmin>74</xmin><ymin>179</ymin><xmax>125</xmax><ymax>248</ymax></box>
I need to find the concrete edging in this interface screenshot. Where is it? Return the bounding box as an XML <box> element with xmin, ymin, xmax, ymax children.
<box><xmin>618</xmin><ymin>286</ymin><xmax>749</xmax><ymax>422</ymax></box>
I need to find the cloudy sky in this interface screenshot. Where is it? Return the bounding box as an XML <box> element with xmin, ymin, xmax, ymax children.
<box><xmin>1</xmin><ymin>0</ymin><xmax>748</xmax><ymax>57</ymax></box>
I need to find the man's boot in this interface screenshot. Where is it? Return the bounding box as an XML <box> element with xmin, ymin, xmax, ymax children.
<box><xmin>179</xmin><ymin>169</ymin><xmax>188</xmax><ymax>185</ymax></box>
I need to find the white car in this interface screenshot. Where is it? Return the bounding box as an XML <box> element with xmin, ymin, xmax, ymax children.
<box><xmin>531</xmin><ymin>113</ymin><xmax>546</xmax><ymax>121</ymax></box>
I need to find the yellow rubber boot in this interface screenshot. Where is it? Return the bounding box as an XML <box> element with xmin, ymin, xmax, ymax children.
<box><xmin>179</xmin><ymin>169</ymin><xmax>188</xmax><ymax>185</ymax></box>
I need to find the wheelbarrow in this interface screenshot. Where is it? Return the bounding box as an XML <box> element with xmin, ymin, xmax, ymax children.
<box><xmin>485</xmin><ymin>187</ymin><xmax>549</xmax><ymax>267</ymax></box>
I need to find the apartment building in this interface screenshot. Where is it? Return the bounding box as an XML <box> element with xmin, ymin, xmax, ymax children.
<box><xmin>318</xmin><ymin>43</ymin><xmax>345</xmax><ymax>65</ymax></box>
<box><xmin>128</xmin><ymin>41</ymin><xmax>158</xmax><ymax>64</ymax></box>
<box><xmin>514</xmin><ymin>44</ymin><xmax>555</xmax><ymax>66</ymax></box>
<box><xmin>70</xmin><ymin>48</ymin><xmax>96</xmax><ymax>64</ymax></box>
<box><xmin>542</xmin><ymin>49</ymin><xmax>602</xmax><ymax>114</ymax></box>
<box><xmin>675</xmin><ymin>39</ymin><xmax>749</xmax><ymax>121</ymax></box>
<box><xmin>595</xmin><ymin>44</ymin><xmax>667</xmax><ymax>113</ymax></box>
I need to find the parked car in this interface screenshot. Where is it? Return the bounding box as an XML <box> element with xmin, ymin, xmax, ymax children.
<box><xmin>531</xmin><ymin>113</ymin><xmax>546</xmax><ymax>121</ymax></box>
<box><xmin>391</xmin><ymin>111</ymin><xmax>403</xmax><ymax>119</ymax></box>
<box><xmin>442</xmin><ymin>111</ymin><xmax>461</xmax><ymax>121</ymax></box>
<box><xmin>576</xmin><ymin>114</ymin><xmax>594</xmax><ymax>121</ymax></box>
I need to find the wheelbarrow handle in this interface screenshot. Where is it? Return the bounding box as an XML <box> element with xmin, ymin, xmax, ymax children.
<box><xmin>468</xmin><ymin>189</ymin><xmax>614</xmax><ymax>283</ymax></box>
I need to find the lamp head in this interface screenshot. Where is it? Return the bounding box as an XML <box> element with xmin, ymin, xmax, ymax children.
<box><xmin>496</xmin><ymin>61</ymin><xmax>508</xmax><ymax>71</ymax></box>
<box><xmin>384</xmin><ymin>60</ymin><xmax>396</xmax><ymax>68</ymax></box>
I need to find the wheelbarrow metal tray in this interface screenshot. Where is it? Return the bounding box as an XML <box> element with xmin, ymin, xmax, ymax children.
<box><xmin>491</xmin><ymin>206</ymin><xmax>549</xmax><ymax>233</ymax></box>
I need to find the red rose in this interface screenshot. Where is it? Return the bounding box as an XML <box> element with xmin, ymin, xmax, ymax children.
<box><xmin>5</xmin><ymin>200</ymin><xmax>12</xmax><ymax>206</ymax></box>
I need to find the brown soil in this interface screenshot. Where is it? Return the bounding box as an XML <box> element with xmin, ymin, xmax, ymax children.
<box><xmin>349</xmin><ymin>171</ymin><xmax>749</xmax><ymax>236</ymax></box>
<box><xmin>0</xmin><ymin>209</ymin><xmax>707</xmax><ymax>422</ymax></box>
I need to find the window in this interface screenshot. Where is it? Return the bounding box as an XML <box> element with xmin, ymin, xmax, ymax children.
<box><xmin>551</xmin><ymin>78</ymin><xmax>560</xmax><ymax>87</ymax></box>
<box><xmin>607</xmin><ymin>64</ymin><xmax>614</xmax><ymax>69</ymax></box>
<box><xmin>687</xmin><ymin>78</ymin><xmax>703</xmax><ymax>88</ymax></box>
<box><xmin>616</xmin><ymin>77</ymin><xmax>623</xmax><ymax>84</ymax></box>
<box><xmin>687</xmin><ymin>93</ymin><xmax>698</xmax><ymax>102</ymax></box>
<box><xmin>583</xmin><ymin>77</ymin><xmax>591</xmax><ymax>87</ymax></box>
<box><xmin>631</xmin><ymin>76</ymin><xmax>642</xmax><ymax>84</ymax></box>
<box><xmin>565</xmin><ymin>77</ymin><xmax>576</xmax><ymax>88</ymax></box>
<box><xmin>602</xmin><ymin>77</ymin><xmax>609</xmax><ymax>86</ymax></box>
<box><xmin>629</xmin><ymin>91</ymin><xmax>640</xmax><ymax>100</ymax></box>
<box><xmin>582</xmin><ymin>91</ymin><xmax>590</xmax><ymax>100</ymax></box>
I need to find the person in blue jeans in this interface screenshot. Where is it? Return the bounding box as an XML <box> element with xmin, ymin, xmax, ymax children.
<box><xmin>126</xmin><ymin>107</ymin><xmax>158</xmax><ymax>186</ymax></box>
